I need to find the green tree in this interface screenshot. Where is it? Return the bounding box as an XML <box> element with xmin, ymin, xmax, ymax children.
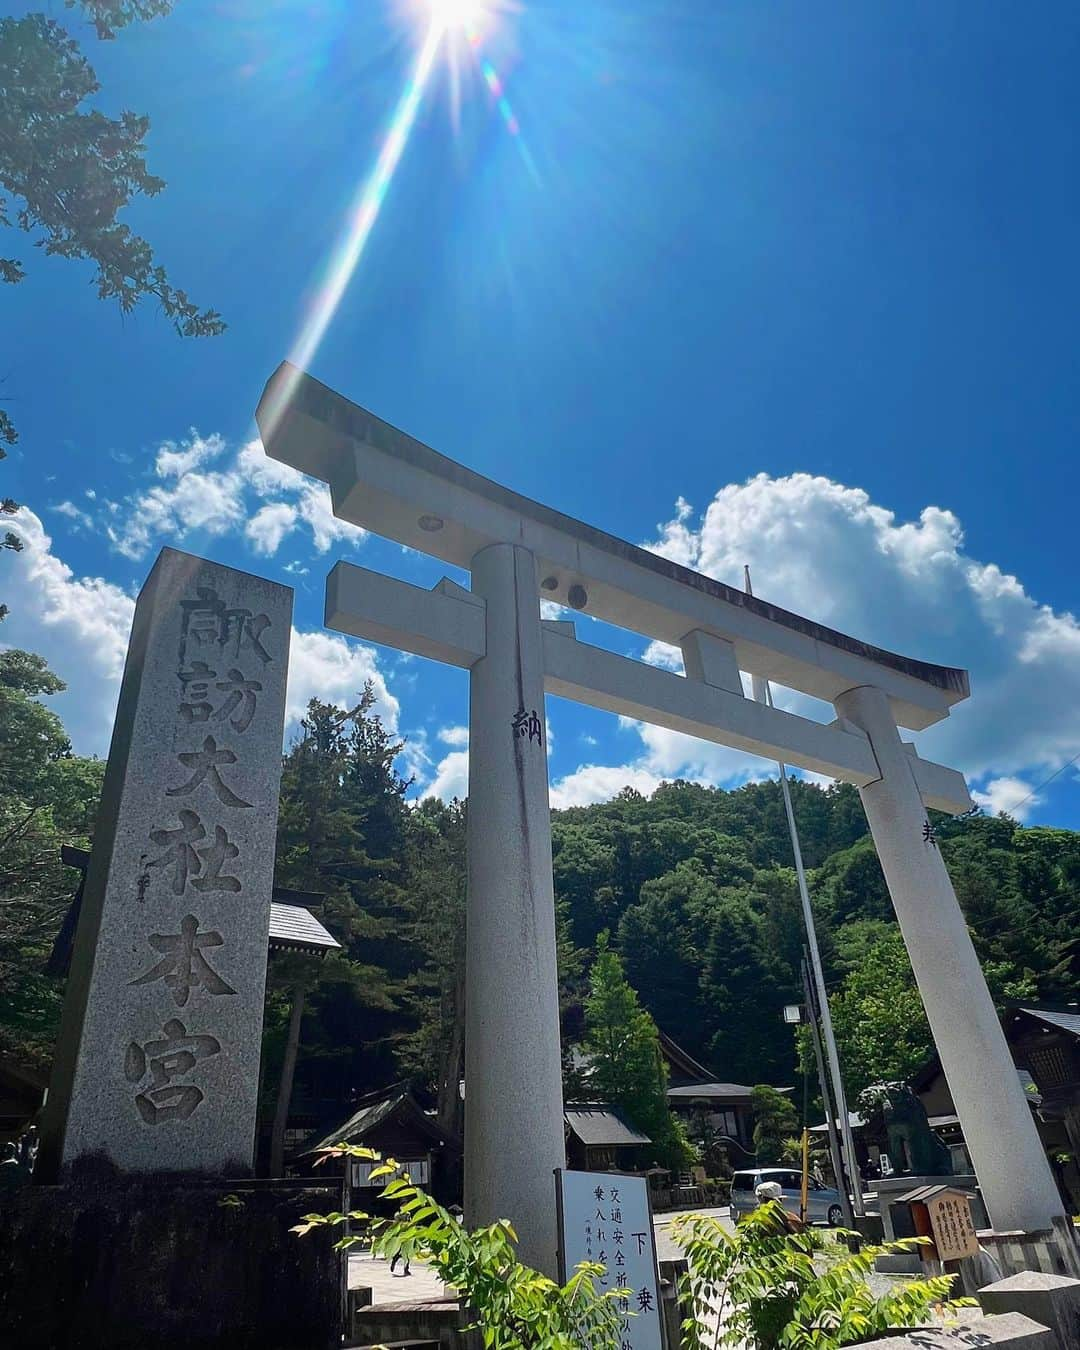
<box><xmin>827</xmin><ymin>922</ymin><xmax>1037</xmax><ymax>1097</ymax></box>
<box><xmin>271</xmin><ymin>689</ymin><xmax>408</xmax><ymax>1104</ymax></box>
<box><xmin>583</xmin><ymin>934</ymin><xmax>692</xmax><ymax>1168</ymax></box>
<box><xmin>0</xmin><ymin>651</ymin><xmax>102</xmax><ymax>1069</ymax></box>
<box><xmin>750</xmin><ymin>1084</ymin><xmax>798</xmax><ymax>1163</ymax></box>
<box><xmin>398</xmin><ymin>796</ymin><xmax>468</xmax><ymax>1139</ymax></box>
<box><xmin>702</xmin><ymin>892</ymin><xmax>793</xmax><ymax>1085</ymax></box>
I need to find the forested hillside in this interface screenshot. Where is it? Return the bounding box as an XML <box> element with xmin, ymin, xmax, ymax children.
<box><xmin>3</xmin><ymin>649</ymin><xmax>1079</xmax><ymax>1140</ymax></box>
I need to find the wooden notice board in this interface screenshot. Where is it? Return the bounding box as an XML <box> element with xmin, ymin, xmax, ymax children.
<box><xmin>925</xmin><ymin>1190</ymin><xmax>980</xmax><ymax>1262</ymax></box>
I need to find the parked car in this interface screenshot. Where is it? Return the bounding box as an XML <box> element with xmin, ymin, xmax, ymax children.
<box><xmin>729</xmin><ymin>1167</ymin><xmax>845</xmax><ymax>1226</ymax></box>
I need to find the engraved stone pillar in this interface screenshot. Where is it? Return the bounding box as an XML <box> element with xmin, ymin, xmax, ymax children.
<box><xmin>835</xmin><ymin>683</ymin><xmax>1063</xmax><ymax>1234</ymax></box>
<box><xmin>38</xmin><ymin>548</ymin><xmax>292</xmax><ymax>1179</ymax></box>
<box><xmin>465</xmin><ymin>543</ymin><xmax>565</xmax><ymax>1276</ymax></box>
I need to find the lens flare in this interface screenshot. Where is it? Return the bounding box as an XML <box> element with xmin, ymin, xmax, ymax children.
<box><xmin>261</xmin><ymin>4</ymin><xmax>531</xmax><ymax>444</ymax></box>
<box><xmin>288</xmin><ymin>18</ymin><xmax>443</xmax><ymax>384</ymax></box>
<box><xmin>428</xmin><ymin>0</ymin><xmax>483</xmax><ymax>31</ymax></box>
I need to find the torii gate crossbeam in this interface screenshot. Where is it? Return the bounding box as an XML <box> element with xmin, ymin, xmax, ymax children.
<box><xmin>257</xmin><ymin>363</ymin><xmax>1062</xmax><ymax>1275</ymax></box>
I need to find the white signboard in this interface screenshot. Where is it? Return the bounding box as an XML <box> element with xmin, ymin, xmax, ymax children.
<box><xmin>555</xmin><ymin>1170</ymin><xmax>664</xmax><ymax>1350</ymax></box>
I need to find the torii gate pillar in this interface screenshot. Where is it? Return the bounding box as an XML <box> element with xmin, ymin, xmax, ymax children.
<box><xmin>256</xmin><ymin>361</ymin><xmax>1070</xmax><ymax>1274</ymax></box>
<box><xmin>836</xmin><ymin>685</ymin><xmax>1062</xmax><ymax>1233</ymax></box>
<box><xmin>466</xmin><ymin>543</ymin><xmax>565</xmax><ymax>1275</ymax></box>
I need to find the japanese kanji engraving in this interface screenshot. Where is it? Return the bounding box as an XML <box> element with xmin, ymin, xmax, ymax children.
<box><xmin>511</xmin><ymin>706</ymin><xmax>542</xmax><ymax>745</ymax></box>
<box><xmin>124</xmin><ymin>1017</ymin><xmax>222</xmax><ymax>1125</ymax></box>
<box><xmin>39</xmin><ymin>549</ymin><xmax>291</xmax><ymax>1178</ymax></box>
<box><xmin>129</xmin><ymin>914</ymin><xmax>237</xmax><ymax>1007</ymax></box>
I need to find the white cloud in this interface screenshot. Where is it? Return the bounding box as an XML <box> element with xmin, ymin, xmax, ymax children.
<box><xmin>641</xmin><ymin>639</ymin><xmax>683</xmax><ymax>673</ymax></box>
<box><xmin>972</xmin><ymin>776</ymin><xmax>1040</xmax><ymax>822</ymax></box>
<box><xmin>247</xmin><ymin>502</ymin><xmax>298</xmax><ymax>556</ymax></box>
<box><xmin>99</xmin><ymin>432</ymin><xmax>364</xmax><ymax>562</ymax></box>
<box><xmin>550</xmin><ymin>763</ymin><xmax>664</xmax><ymax>810</ymax></box>
<box><xmin>424</xmin><ymin>749</ymin><xmax>470</xmax><ymax>802</ymax></box>
<box><xmin>52</xmin><ymin>500</ymin><xmax>93</xmax><ymax>529</ymax></box>
<box><xmin>418</xmin><ymin>726</ymin><xmax>471</xmax><ymax>802</ymax></box>
<box><xmin>1</xmin><ymin>507</ymin><xmax>135</xmax><ymax>750</ymax></box>
<box><xmin>155</xmin><ymin>431</ymin><xmax>226</xmax><ymax>479</ymax></box>
<box><xmin>549</xmin><ymin>473</ymin><xmax>1080</xmax><ymax>812</ymax></box>
<box><xmin>2</xmin><ymin>506</ymin><xmax>396</xmax><ymax>757</ymax></box>
<box><xmin>285</xmin><ymin>630</ymin><xmax>399</xmax><ymax>735</ymax></box>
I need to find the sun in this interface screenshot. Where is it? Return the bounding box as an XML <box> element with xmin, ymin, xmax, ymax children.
<box><xmin>427</xmin><ymin>0</ymin><xmax>485</xmax><ymax>33</ymax></box>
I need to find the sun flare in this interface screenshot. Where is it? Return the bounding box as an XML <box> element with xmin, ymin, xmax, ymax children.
<box><xmin>427</xmin><ymin>0</ymin><xmax>485</xmax><ymax>32</ymax></box>
<box><xmin>260</xmin><ymin>0</ymin><xmax>527</xmax><ymax>448</ymax></box>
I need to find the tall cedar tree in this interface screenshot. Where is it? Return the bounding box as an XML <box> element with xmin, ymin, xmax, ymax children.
<box><xmin>583</xmin><ymin>934</ymin><xmax>693</xmax><ymax>1169</ymax></box>
<box><xmin>268</xmin><ymin>688</ymin><xmax>409</xmax><ymax>1111</ymax></box>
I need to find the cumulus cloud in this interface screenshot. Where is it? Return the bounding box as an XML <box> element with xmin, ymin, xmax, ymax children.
<box><xmin>1</xmin><ymin>507</ymin><xmax>136</xmax><ymax>750</ymax></box>
<box><xmin>2</xmin><ymin>506</ymin><xmax>396</xmax><ymax>757</ymax></box>
<box><xmin>425</xmin><ymin>750</ymin><xmax>469</xmax><ymax>803</ymax></box>
<box><xmin>549</xmin><ymin>473</ymin><xmax>1080</xmax><ymax>811</ymax></box>
<box><xmin>972</xmin><ymin>776</ymin><xmax>1040</xmax><ymax>822</ymax></box>
<box><xmin>285</xmin><ymin>630</ymin><xmax>399</xmax><ymax>735</ymax></box>
<box><xmin>550</xmin><ymin>763</ymin><xmax>665</xmax><ymax>810</ymax></box>
<box><xmin>418</xmin><ymin>726</ymin><xmax>471</xmax><ymax>802</ymax></box>
<box><xmin>98</xmin><ymin>432</ymin><xmax>364</xmax><ymax>562</ymax></box>
<box><xmin>247</xmin><ymin>502</ymin><xmax>298</xmax><ymax>556</ymax></box>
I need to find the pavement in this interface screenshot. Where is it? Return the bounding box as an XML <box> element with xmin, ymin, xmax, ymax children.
<box><xmin>349</xmin><ymin>1202</ymin><xmax>983</xmax><ymax>1332</ymax></box>
<box><xmin>348</xmin><ymin>1205</ymin><xmax>733</xmax><ymax>1302</ymax></box>
<box><xmin>653</xmin><ymin>1204</ymin><xmax>733</xmax><ymax>1261</ymax></box>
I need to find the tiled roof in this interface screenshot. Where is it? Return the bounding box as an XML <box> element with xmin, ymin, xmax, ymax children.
<box><xmin>307</xmin><ymin>1093</ymin><xmax>406</xmax><ymax>1153</ymax></box>
<box><xmin>668</xmin><ymin>1081</ymin><xmax>755</xmax><ymax>1100</ymax></box>
<box><xmin>1020</xmin><ymin>1007</ymin><xmax>1080</xmax><ymax>1039</ymax></box>
<box><xmin>268</xmin><ymin>902</ymin><xmax>340</xmax><ymax>953</ymax></box>
<box><xmin>564</xmin><ymin>1105</ymin><xmax>652</xmax><ymax>1147</ymax></box>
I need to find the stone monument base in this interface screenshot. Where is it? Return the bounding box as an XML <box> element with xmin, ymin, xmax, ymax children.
<box><xmin>961</xmin><ymin>1218</ymin><xmax>1080</xmax><ymax>1288</ymax></box>
<box><xmin>0</xmin><ymin>1173</ymin><xmax>343</xmax><ymax>1350</ymax></box>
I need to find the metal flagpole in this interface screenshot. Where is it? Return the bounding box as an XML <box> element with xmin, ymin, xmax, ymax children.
<box><xmin>744</xmin><ymin>567</ymin><xmax>865</xmax><ymax>1219</ymax></box>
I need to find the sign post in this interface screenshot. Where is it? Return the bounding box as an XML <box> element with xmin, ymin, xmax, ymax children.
<box><xmin>555</xmin><ymin>1169</ymin><xmax>664</xmax><ymax>1350</ymax></box>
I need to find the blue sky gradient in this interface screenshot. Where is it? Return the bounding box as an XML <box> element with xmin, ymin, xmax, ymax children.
<box><xmin>3</xmin><ymin>0</ymin><xmax>1079</xmax><ymax>825</ymax></box>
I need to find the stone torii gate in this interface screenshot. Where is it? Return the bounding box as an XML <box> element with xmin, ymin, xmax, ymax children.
<box><xmin>257</xmin><ymin>362</ymin><xmax>1062</xmax><ymax>1275</ymax></box>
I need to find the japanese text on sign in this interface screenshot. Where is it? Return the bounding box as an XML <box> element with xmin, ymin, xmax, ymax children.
<box><xmin>556</xmin><ymin>1171</ymin><xmax>663</xmax><ymax>1350</ymax></box>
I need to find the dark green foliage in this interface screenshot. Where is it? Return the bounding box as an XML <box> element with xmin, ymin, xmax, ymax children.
<box><xmin>1</xmin><ymin>657</ymin><xmax>1078</xmax><ymax>1146</ymax></box>
<box><xmin>582</xmin><ymin>935</ymin><xmax>693</xmax><ymax>1168</ymax></box>
<box><xmin>270</xmin><ymin>689</ymin><xmax>411</xmax><ymax>1102</ymax></box>
<box><xmin>0</xmin><ymin>651</ymin><xmax>102</xmax><ymax>1069</ymax></box>
<box><xmin>750</xmin><ymin>1084</ymin><xmax>799</xmax><ymax>1163</ymax></box>
<box><xmin>0</xmin><ymin>8</ymin><xmax>222</xmax><ymax>335</ymax></box>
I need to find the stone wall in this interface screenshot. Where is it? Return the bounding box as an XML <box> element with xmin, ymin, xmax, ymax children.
<box><xmin>0</xmin><ymin>1176</ymin><xmax>342</xmax><ymax>1350</ymax></box>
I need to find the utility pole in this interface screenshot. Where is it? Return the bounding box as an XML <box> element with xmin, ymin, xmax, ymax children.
<box><xmin>745</xmin><ymin>566</ymin><xmax>864</xmax><ymax>1218</ymax></box>
<box><xmin>802</xmin><ymin>955</ymin><xmax>854</xmax><ymax>1229</ymax></box>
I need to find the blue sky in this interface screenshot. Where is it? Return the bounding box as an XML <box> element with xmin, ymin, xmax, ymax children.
<box><xmin>3</xmin><ymin>0</ymin><xmax>1079</xmax><ymax>826</ymax></box>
